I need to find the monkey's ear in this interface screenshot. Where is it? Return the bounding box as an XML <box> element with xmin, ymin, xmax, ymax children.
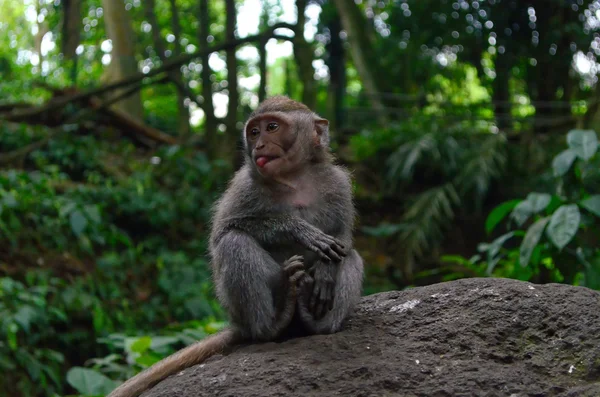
<box><xmin>314</xmin><ymin>117</ymin><xmax>330</xmax><ymax>147</ymax></box>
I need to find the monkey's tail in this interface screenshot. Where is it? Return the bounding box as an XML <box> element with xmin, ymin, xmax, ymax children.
<box><xmin>107</xmin><ymin>327</ymin><xmax>238</xmax><ymax>397</ymax></box>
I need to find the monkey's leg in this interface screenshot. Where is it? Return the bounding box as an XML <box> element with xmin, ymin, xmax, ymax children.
<box><xmin>298</xmin><ymin>249</ymin><xmax>364</xmax><ymax>334</ymax></box>
<box><xmin>212</xmin><ymin>231</ymin><xmax>304</xmax><ymax>341</ymax></box>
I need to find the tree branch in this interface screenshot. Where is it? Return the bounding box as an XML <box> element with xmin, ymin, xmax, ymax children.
<box><xmin>3</xmin><ymin>23</ymin><xmax>296</xmax><ymax>123</ymax></box>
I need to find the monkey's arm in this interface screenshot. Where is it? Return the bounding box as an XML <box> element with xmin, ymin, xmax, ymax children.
<box><xmin>214</xmin><ymin>214</ymin><xmax>347</xmax><ymax>263</ymax></box>
<box><xmin>307</xmin><ymin>166</ymin><xmax>356</xmax><ymax>318</ymax></box>
<box><xmin>212</xmin><ymin>229</ymin><xmax>307</xmax><ymax>341</ymax></box>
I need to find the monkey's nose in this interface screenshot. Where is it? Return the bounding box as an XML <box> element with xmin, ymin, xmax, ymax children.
<box><xmin>256</xmin><ymin>142</ymin><xmax>265</xmax><ymax>150</ymax></box>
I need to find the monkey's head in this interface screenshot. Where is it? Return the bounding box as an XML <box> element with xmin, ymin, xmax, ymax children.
<box><xmin>243</xmin><ymin>96</ymin><xmax>331</xmax><ymax>179</ymax></box>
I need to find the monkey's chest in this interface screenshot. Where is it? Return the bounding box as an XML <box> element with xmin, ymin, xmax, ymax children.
<box><xmin>265</xmin><ymin>205</ymin><xmax>323</xmax><ymax>266</ymax></box>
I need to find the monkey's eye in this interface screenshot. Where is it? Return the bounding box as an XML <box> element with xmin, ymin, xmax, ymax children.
<box><xmin>249</xmin><ymin>128</ymin><xmax>260</xmax><ymax>139</ymax></box>
<box><xmin>266</xmin><ymin>122</ymin><xmax>279</xmax><ymax>132</ymax></box>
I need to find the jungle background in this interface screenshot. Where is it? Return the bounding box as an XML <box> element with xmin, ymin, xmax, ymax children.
<box><xmin>1</xmin><ymin>0</ymin><xmax>599</xmax><ymax>395</ymax></box>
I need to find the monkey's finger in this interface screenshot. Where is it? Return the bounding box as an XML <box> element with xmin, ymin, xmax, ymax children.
<box><xmin>333</xmin><ymin>238</ymin><xmax>346</xmax><ymax>250</ymax></box>
<box><xmin>317</xmin><ymin>250</ymin><xmax>333</xmax><ymax>263</ymax></box>
<box><xmin>324</xmin><ymin>246</ymin><xmax>343</xmax><ymax>263</ymax></box>
<box><xmin>314</xmin><ymin>300</ymin><xmax>326</xmax><ymax>320</ymax></box>
<box><xmin>284</xmin><ymin>261</ymin><xmax>305</xmax><ymax>276</ymax></box>
<box><xmin>289</xmin><ymin>270</ymin><xmax>306</xmax><ymax>285</ymax></box>
<box><xmin>283</xmin><ymin>255</ymin><xmax>304</xmax><ymax>268</ymax></box>
<box><xmin>327</xmin><ymin>283</ymin><xmax>335</xmax><ymax>311</ymax></box>
<box><xmin>312</xmin><ymin>290</ymin><xmax>323</xmax><ymax>319</ymax></box>
<box><xmin>286</xmin><ymin>254</ymin><xmax>304</xmax><ymax>263</ymax></box>
<box><xmin>315</xmin><ymin>286</ymin><xmax>329</xmax><ymax>319</ymax></box>
<box><xmin>307</xmin><ymin>242</ymin><xmax>333</xmax><ymax>262</ymax></box>
<box><xmin>309</xmin><ymin>284</ymin><xmax>320</xmax><ymax>311</ymax></box>
<box><xmin>331</xmin><ymin>242</ymin><xmax>347</xmax><ymax>257</ymax></box>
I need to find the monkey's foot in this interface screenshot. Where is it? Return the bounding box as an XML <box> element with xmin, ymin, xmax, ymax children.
<box><xmin>309</xmin><ymin>261</ymin><xmax>336</xmax><ymax>320</ymax></box>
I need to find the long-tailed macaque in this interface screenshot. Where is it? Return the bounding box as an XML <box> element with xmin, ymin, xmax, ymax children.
<box><xmin>107</xmin><ymin>96</ymin><xmax>364</xmax><ymax>397</ymax></box>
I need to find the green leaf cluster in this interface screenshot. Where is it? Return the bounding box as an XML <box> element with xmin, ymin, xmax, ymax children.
<box><xmin>0</xmin><ymin>125</ymin><xmax>229</xmax><ymax>397</ymax></box>
<box><xmin>449</xmin><ymin>129</ymin><xmax>600</xmax><ymax>287</ymax></box>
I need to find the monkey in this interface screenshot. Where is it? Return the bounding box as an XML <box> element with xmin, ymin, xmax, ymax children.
<box><xmin>107</xmin><ymin>96</ymin><xmax>364</xmax><ymax>397</ymax></box>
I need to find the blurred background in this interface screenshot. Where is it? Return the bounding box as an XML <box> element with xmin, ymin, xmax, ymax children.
<box><xmin>1</xmin><ymin>0</ymin><xmax>599</xmax><ymax>395</ymax></box>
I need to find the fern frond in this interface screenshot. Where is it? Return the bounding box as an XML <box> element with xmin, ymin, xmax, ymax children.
<box><xmin>455</xmin><ymin>134</ymin><xmax>507</xmax><ymax>204</ymax></box>
<box><xmin>386</xmin><ymin>133</ymin><xmax>438</xmax><ymax>184</ymax></box>
<box><xmin>398</xmin><ymin>183</ymin><xmax>461</xmax><ymax>274</ymax></box>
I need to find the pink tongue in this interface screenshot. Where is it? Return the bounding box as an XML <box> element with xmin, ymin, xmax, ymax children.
<box><xmin>256</xmin><ymin>156</ymin><xmax>269</xmax><ymax>168</ymax></box>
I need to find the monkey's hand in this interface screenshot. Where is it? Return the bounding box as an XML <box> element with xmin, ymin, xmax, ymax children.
<box><xmin>297</xmin><ymin>226</ymin><xmax>347</xmax><ymax>263</ymax></box>
<box><xmin>272</xmin><ymin>255</ymin><xmax>306</xmax><ymax>334</ymax></box>
<box><xmin>308</xmin><ymin>261</ymin><xmax>337</xmax><ymax>320</ymax></box>
<box><xmin>283</xmin><ymin>255</ymin><xmax>306</xmax><ymax>286</ymax></box>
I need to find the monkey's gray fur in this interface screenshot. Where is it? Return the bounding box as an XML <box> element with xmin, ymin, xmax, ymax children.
<box><xmin>107</xmin><ymin>96</ymin><xmax>364</xmax><ymax>397</ymax></box>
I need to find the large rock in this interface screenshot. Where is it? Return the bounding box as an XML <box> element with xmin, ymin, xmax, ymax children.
<box><xmin>144</xmin><ymin>278</ymin><xmax>600</xmax><ymax>397</ymax></box>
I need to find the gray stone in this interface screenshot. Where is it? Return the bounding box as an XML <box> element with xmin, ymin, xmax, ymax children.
<box><xmin>144</xmin><ymin>277</ymin><xmax>600</xmax><ymax>397</ymax></box>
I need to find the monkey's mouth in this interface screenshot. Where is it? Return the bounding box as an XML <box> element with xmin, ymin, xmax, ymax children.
<box><xmin>255</xmin><ymin>156</ymin><xmax>279</xmax><ymax>168</ymax></box>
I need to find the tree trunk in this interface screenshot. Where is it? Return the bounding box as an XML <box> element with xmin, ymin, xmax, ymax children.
<box><xmin>61</xmin><ymin>0</ymin><xmax>81</xmax><ymax>83</ymax></box>
<box><xmin>35</xmin><ymin>0</ymin><xmax>49</xmax><ymax>71</ymax></box>
<box><xmin>258</xmin><ymin>2</ymin><xmax>270</xmax><ymax>103</ymax></box>
<box><xmin>168</xmin><ymin>0</ymin><xmax>191</xmax><ymax>138</ymax></box>
<box><xmin>101</xmin><ymin>0</ymin><xmax>143</xmax><ymax>121</ymax></box>
<box><xmin>284</xmin><ymin>59</ymin><xmax>293</xmax><ymax>97</ymax></box>
<box><xmin>258</xmin><ymin>38</ymin><xmax>267</xmax><ymax>103</ymax></box>
<box><xmin>198</xmin><ymin>0</ymin><xmax>218</xmax><ymax>155</ymax></box>
<box><xmin>322</xmin><ymin>5</ymin><xmax>346</xmax><ymax>131</ymax></box>
<box><xmin>331</xmin><ymin>0</ymin><xmax>387</xmax><ymax>123</ymax></box>
<box><xmin>293</xmin><ymin>0</ymin><xmax>316</xmax><ymax>108</ymax></box>
<box><xmin>225</xmin><ymin>0</ymin><xmax>240</xmax><ymax>165</ymax></box>
<box><xmin>492</xmin><ymin>52</ymin><xmax>512</xmax><ymax>131</ymax></box>
<box><xmin>143</xmin><ymin>0</ymin><xmax>191</xmax><ymax>138</ymax></box>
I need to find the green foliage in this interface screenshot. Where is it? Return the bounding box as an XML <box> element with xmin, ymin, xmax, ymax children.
<box><xmin>446</xmin><ymin>129</ymin><xmax>600</xmax><ymax>288</ymax></box>
<box><xmin>0</xmin><ymin>126</ymin><xmax>229</xmax><ymax>396</ymax></box>
<box><xmin>351</xmin><ymin>110</ymin><xmax>507</xmax><ymax>273</ymax></box>
<box><xmin>0</xmin><ymin>275</ymin><xmax>68</xmax><ymax>396</ymax></box>
<box><xmin>66</xmin><ymin>319</ymin><xmax>226</xmax><ymax>396</ymax></box>
<box><xmin>67</xmin><ymin>367</ymin><xmax>118</xmax><ymax>397</ymax></box>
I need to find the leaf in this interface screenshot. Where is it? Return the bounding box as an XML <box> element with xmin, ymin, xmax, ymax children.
<box><xmin>510</xmin><ymin>200</ymin><xmax>533</xmax><ymax>227</ymax></box>
<box><xmin>69</xmin><ymin>210</ymin><xmax>87</xmax><ymax>236</ymax></box>
<box><xmin>84</xmin><ymin>205</ymin><xmax>101</xmax><ymax>224</ymax></box>
<box><xmin>485</xmin><ymin>199</ymin><xmax>520</xmax><ymax>234</ymax></box>
<box><xmin>130</xmin><ymin>336</ymin><xmax>152</xmax><ymax>354</ymax></box>
<box><xmin>546</xmin><ymin>205</ymin><xmax>581</xmax><ymax>250</ymax></box>
<box><xmin>1</xmin><ymin>193</ymin><xmax>17</xmax><ymax>208</ymax></box>
<box><xmin>525</xmin><ymin>193</ymin><xmax>551</xmax><ymax>212</ymax></box>
<box><xmin>149</xmin><ymin>336</ymin><xmax>179</xmax><ymax>350</ymax></box>
<box><xmin>552</xmin><ymin>149</ymin><xmax>577</xmax><ymax>177</ymax></box>
<box><xmin>7</xmin><ymin>323</ymin><xmax>18</xmax><ymax>350</ymax></box>
<box><xmin>66</xmin><ymin>367</ymin><xmax>119</xmax><ymax>396</ymax></box>
<box><xmin>580</xmin><ymin>195</ymin><xmax>600</xmax><ymax>217</ymax></box>
<box><xmin>567</xmin><ymin>129</ymin><xmax>599</xmax><ymax>160</ymax></box>
<box><xmin>135</xmin><ymin>352</ymin><xmax>162</xmax><ymax>367</ymax></box>
<box><xmin>13</xmin><ymin>306</ymin><xmax>37</xmax><ymax>333</ymax></box>
<box><xmin>519</xmin><ymin>217</ymin><xmax>550</xmax><ymax>267</ymax></box>
<box><xmin>482</xmin><ymin>232</ymin><xmax>515</xmax><ymax>275</ymax></box>
<box><xmin>360</xmin><ymin>223</ymin><xmax>404</xmax><ymax>237</ymax></box>
<box><xmin>59</xmin><ymin>201</ymin><xmax>76</xmax><ymax>218</ymax></box>
<box><xmin>486</xmin><ymin>232</ymin><xmax>515</xmax><ymax>260</ymax></box>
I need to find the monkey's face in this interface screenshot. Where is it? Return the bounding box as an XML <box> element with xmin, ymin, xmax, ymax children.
<box><xmin>245</xmin><ymin>114</ymin><xmax>305</xmax><ymax>178</ymax></box>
